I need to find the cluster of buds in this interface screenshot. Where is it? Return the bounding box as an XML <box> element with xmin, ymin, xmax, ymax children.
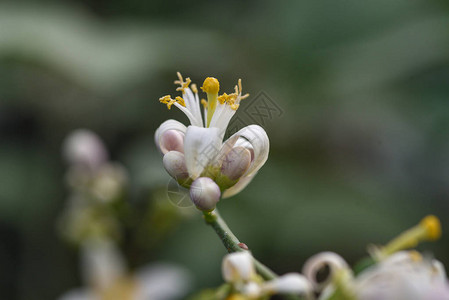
<box><xmin>155</xmin><ymin>73</ymin><xmax>269</xmax><ymax>211</ymax></box>
<box><xmin>60</xmin><ymin>129</ymin><xmax>128</xmax><ymax>244</ymax></box>
<box><xmin>221</xmin><ymin>251</ymin><xmax>313</xmax><ymax>299</ymax></box>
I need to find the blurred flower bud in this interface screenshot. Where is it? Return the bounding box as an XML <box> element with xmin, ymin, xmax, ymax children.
<box><xmin>81</xmin><ymin>238</ymin><xmax>126</xmax><ymax>291</ymax></box>
<box><xmin>91</xmin><ymin>164</ymin><xmax>127</xmax><ymax>202</ymax></box>
<box><xmin>221</xmin><ymin>146</ymin><xmax>252</xmax><ymax>181</ymax></box>
<box><xmin>222</xmin><ymin>251</ymin><xmax>255</xmax><ymax>283</ymax></box>
<box><xmin>160</xmin><ymin>130</ymin><xmax>184</xmax><ymax>154</ymax></box>
<box><xmin>163</xmin><ymin>151</ymin><xmax>189</xmax><ymax>184</ymax></box>
<box><xmin>262</xmin><ymin>273</ymin><xmax>313</xmax><ymax>297</ymax></box>
<box><xmin>63</xmin><ymin>129</ymin><xmax>108</xmax><ymax>170</ymax></box>
<box><xmin>189</xmin><ymin>177</ymin><xmax>220</xmax><ymax>211</ymax></box>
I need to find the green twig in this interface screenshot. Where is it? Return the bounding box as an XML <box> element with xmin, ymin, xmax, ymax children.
<box><xmin>203</xmin><ymin>209</ymin><xmax>277</xmax><ymax>280</ymax></box>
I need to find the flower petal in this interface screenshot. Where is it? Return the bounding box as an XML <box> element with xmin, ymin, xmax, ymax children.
<box><xmin>184</xmin><ymin>126</ymin><xmax>221</xmax><ymax>179</ymax></box>
<box><xmin>222</xmin><ymin>252</ymin><xmax>255</xmax><ymax>283</ymax></box>
<box><xmin>154</xmin><ymin>120</ymin><xmax>187</xmax><ymax>154</ymax></box>
<box><xmin>229</xmin><ymin>125</ymin><xmax>269</xmax><ymax>177</ymax></box>
<box><xmin>262</xmin><ymin>273</ymin><xmax>314</xmax><ymax>298</ymax></box>
<box><xmin>134</xmin><ymin>263</ymin><xmax>192</xmax><ymax>300</ymax></box>
<box><xmin>222</xmin><ymin>174</ymin><xmax>255</xmax><ymax>198</ymax></box>
<box><xmin>302</xmin><ymin>252</ymin><xmax>349</xmax><ymax>292</ymax></box>
<box><xmin>81</xmin><ymin>238</ymin><xmax>126</xmax><ymax>291</ymax></box>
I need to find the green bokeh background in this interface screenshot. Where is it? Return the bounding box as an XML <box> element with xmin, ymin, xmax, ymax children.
<box><xmin>1</xmin><ymin>0</ymin><xmax>449</xmax><ymax>299</ymax></box>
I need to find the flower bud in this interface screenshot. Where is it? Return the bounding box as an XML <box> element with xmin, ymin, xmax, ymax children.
<box><xmin>222</xmin><ymin>251</ymin><xmax>255</xmax><ymax>283</ymax></box>
<box><xmin>63</xmin><ymin>129</ymin><xmax>108</xmax><ymax>170</ymax></box>
<box><xmin>221</xmin><ymin>146</ymin><xmax>251</xmax><ymax>180</ymax></box>
<box><xmin>163</xmin><ymin>151</ymin><xmax>189</xmax><ymax>183</ymax></box>
<box><xmin>160</xmin><ymin>130</ymin><xmax>184</xmax><ymax>154</ymax></box>
<box><xmin>189</xmin><ymin>177</ymin><xmax>220</xmax><ymax>211</ymax></box>
<box><xmin>262</xmin><ymin>273</ymin><xmax>313</xmax><ymax>297</ymax></box>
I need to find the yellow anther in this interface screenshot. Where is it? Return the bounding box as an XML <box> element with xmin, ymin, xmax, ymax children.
<box><xmin>218</xmin><ymin>93</ymin><xmax>229</xmax><ymax>105</ymax></box>
<box><xmin>191</xmin><ymin>83</ymin><xmax>198</xmax><ymax>94</ymax></box>
<box><xmin>230</xmin><ymin>104</ymin><xmax>239</xmax><ymax>110</ymax></box>
<box><xmin>159</xmin><ymin>95</ymin><xmax>172</xmax><ymax>104</ymax></box>
<box><xmin>201</xmin><ymin>77</ymin><xmax>220</xmax><ymax>94</ymax></box>
<box><xmin>420</xmin><ymin>215</ymin><xmax>441</xmax><ymax>241</ymax></box>
<box><xmin>408</xmin><ymin>250</ymin><xmax>422</xmax><ymax>262</ymax></box>
<box><xmin>159</xmin><ymin>95</ymin><xmax>176</xmax><ymax>109</ymax></box>
<box><xmin>226</xmin><ymin>295</ymin><xmax>247</xmax><ymax>300</ymax></box>
<box><xmin>175</xmin><ymin>96</ymin><xmax>186</xmax><ymax>107</ymax></box>
<box><xmin>201</xmin><ymin>99</ymin><xmax>208</xmax><ymax>108</ymax></box>
<box><xmin>174</xmin><ymin>72</ymin><xmax>191</xmax><ymax>92</ymax></box>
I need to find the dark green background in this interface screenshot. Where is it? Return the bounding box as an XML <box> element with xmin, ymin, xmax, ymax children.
<box><xmin>1</xmin><ymin>0</ymin><xmax>449</xmax><ymax>299</ymax></box>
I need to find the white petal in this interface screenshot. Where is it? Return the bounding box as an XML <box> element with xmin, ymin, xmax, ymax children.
<box><xmin>154</xmin><ymin>120</ymin><xmax>187</xmax><ymax>154</ymax></box>
<box><xmin>431</xmin><ymin>259</ymin><xmax>447</xmax><ymax>281</ymax></box>
<box><xmin>262</xmin><ymin>273</ymin><xmax>314</xmax><ymax>297</ymax></box>
<box><xmin>222</xmin><ymin>174</ymin><xmax>255</xmax><ymax>198</ymax></box>
<box><xmin>57</xmin><ymin>288</ymin><xmax>98</xmax><ymax>300</ymax></box>
<box><xmin>229</xmin><ymin>125</ymin><xmax>269</xmax><ymax>177</ymax></box>
<box><xmin>184</xmin><ymin>88</ymin><xmax>203</xmax><ymax>126</ymax></box>
<box><xmin>302</xmin><ymin>252</ymin><xmax>349</xmax><ymax>292</ymax></box>
<box><xmin>134</xmin><ymin>263</ymin><xmax>192</xmax><ymax>300</ymax></box>
<box><xmin>222</xmin><ymin>252</ymin><xmax>255</xmax><ymax>283</ymax></box>
<box><xmin>81</xmin><ymin>238</ymin><xmax>126</xmax><ymax>290</ymax></box>
<box><xmin>215</xmin><ymin>134</ymin><xmax>240</xmax><ymax>167</ymax></box>
<box><xmin>243</xmin><ymin>282</ymin><xmax>262</xmax><ymax>298</ymax></box>
<box><xmin>184</xmin><ymin>126</ymin><xmax>221</xmax><ymax>179</ymax></box>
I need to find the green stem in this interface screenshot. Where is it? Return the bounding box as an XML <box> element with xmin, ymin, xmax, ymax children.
<box><xmin>203</xmin><ymin>209</ymin><xmax>277</xmax><ymax>280</ymax></box>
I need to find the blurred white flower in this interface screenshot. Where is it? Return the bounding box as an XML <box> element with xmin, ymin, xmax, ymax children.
<box><xmin>63</xmin><ymin>129</ymin><xmax>108</xmax><ymax>171</ymax></box>
<box><xmin>222</xmin><ymin>251</ymin><xmax>313</xmax><ymax>299</ymax></box>
<box><xmin>302</xmin><ymin>216</ymin><xmax>449</xmax><ymax>300</ymax></box>
<box><xmin>59</xmin><ymin>238</ymin><xmax>191</xmax><ymax>300</ymax></box>
<box><xmin>222</xmin><ymin>252</ymin><xmax>256</xmax><ymax>283</ymax></box>
<box><xmin>155</xmin><ymin>73</ymin><xmax>269</xmax><ymax>207</ymax></box>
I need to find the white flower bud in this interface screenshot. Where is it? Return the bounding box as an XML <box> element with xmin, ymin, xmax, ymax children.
<box><xmin>163</xmin><ymin>151</ymin><xmax>189</xmax><ymax>182</ymax></box>
<box><xmin>63</xmin><ymin>129</ymin><xmax>108</xmax><ymax>170</ymax></box>
<box><xmin>221</xmin><ymin>146</ymin><xmax>251</xmax><ymax>180</ymax></box>
<box><xmin>262</xmin><ymin>273</ymin><xmax>313</xmax><ymax>297</ymax></box>
<box><xmin>189</xmin><ymin>177</ymin><xmax>220</xmax><ymax>211</ymax></box>
<box><xmin>222</xmin><ymin>251</ymin><xmax>255</xmax><ymax>283</ymax></box>
<box><xmin>160</xmin><ymin>129</ymin><xmax>184</xmax><ymax>154</ymax></box>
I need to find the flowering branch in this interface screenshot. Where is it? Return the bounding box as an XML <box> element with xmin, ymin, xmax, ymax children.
<box><xmin>203</xmin><ymin>209</ymin><xmax>278</xmax><ymax>280</ymax></box>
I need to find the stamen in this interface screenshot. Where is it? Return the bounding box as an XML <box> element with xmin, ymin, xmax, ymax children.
<box><xmin>376</xmin><ymin>215</ymin><xmax>442</xmax><ymax>259</ymax></box>
<box><xmin>175</xmin><ymin>96</ymin><xmax>186</xmax><ymax>107</ymax></box>
<box><xmin>408</xmin><ymin>250</ymin><xmax>422</xmax><ymax>262</ymax></box>
<box><xmin>174</xmin><ymin>72</ymin><xmax>191</xmax><ymax>93</ymax></box>
<box><xmin>159</xmin><ymin>95</ymin><xmax>176</xmax><ymax>109</ymax></box>
<box><xmin>201</xmin><ymin>99</ymin><xmax>208</xmax><ymax>108</ymax></box>
<box><xmin>218</xmin><ymin>93</ymin><xmax>228</xmax><ymax>105</ymax></box>
<box><xmin>191</xmin><ymin>83</ymin><xmax>198</xmax><ymax>94</ymax></box>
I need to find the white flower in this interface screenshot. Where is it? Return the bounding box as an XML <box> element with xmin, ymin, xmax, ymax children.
<box><xmin>222</xmin><ymin>252</ymin><xmax>314</xmax><ymax>299</ymax></box>
<box><xmin>155</xmin><ymin>73</ymin><xmax>269</xmax><ymax>203</ymax></box>
<box><xmin>355</xmin><ymin>251</ymin><xmax>449</xmax><ymax>300</ymax></box>
<box><xmin>58</xmin><ymin>238</ymin><xmax>191</xmax><ymax>300</ymax></box>
<box><xmin>303</xmin><ymin>251</ymin><xmax>449</xmax><ymax>300</ymax></box>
